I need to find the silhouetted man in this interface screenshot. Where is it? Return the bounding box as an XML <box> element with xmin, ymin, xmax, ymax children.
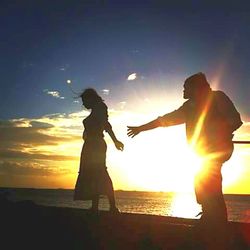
<box><xmin>127</xmin><ymin>73</ymin><xmax>242</xmax><ymax>237</ymax></box>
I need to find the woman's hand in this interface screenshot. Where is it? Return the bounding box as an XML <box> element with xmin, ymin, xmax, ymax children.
<box><xmin>115</xmin><ymin>140</ymin><xmax>124</xmax><ymax>151</ymax></box>
<box><xmin>127</xmin><ymin>126</ymin><xmax>141</xmax><ymax>138</ymax></box>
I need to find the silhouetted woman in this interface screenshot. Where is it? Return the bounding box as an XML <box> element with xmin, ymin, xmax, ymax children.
<box><xmin>74</xmin><ymin>88</ymin><xmax>124</xmax><ymax>213</ymax></box>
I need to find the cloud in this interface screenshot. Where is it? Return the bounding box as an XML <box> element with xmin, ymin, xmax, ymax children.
<box><xmin>102</xmin><ymin>89</ymin><xmax>110</xmax><ymax>95</ymax></box>
<box><xmin>119</xmin><ymin>101</ymin><xmax>126</xmax><ymax>109</ymax></box>
<box><xmin>43</xmin><ymin>113</ymin><xmax>68</xmax><ymax>119</ymax></box>
<box><xmin>0</xmin><ymin>149</ymin><xmax>78</xmax><ymax>161</ymax></box>
<box><xmin>0</xmin><ymin>120</ymin><xmax>27</xmax><ymax>128</ymax></box>
<box><xmin>234</xmin><ymin>121</ymin><xmax>250</xmax><ymax>141</ymax></box>
<box><xmin>0</xmin><ymin>161</ymin><xmax>70</xmax><ymax>176</ymax></box>
<box><xmin>0</xmin><ymin>126</ymin><xmax>77</xmax><ymax>147</ymax></box>
<box><xmin>127</xmin><ymin>73</ymin><xmax>137</xmax><ymax>81</ymax></box>
<box><xmin>43</xmin><ymin>89</ymin><xmax>65</xmax><ymax>99</ymax></box>
<box><xmin>0</xmin><ymin>115</ymin><xmax>82</xmax><ymax>187</ymax></box>
<box><xmin>29</xmin><ymin>121</ymin><xmax>54</xmax><ymax>128</ymax></box>
<box><xmin>242</xmin><ymin>121</ymin><xmax>250</xmax><ymax>127</ymax></box>
<box><xmin>0</xmin><ymin>116</ymin><xmax>82</xmax><ymax>153</ymax></box>
<box><xmin>59</xmin><ymin>64</ymin><xmax>70</xmax><ymax>71</ymax></box>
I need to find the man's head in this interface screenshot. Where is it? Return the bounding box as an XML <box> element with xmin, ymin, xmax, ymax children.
<box><xmin>183</xmin><ymin>72</ymin><xmax>211</xmax><ymax>99</ymax></box>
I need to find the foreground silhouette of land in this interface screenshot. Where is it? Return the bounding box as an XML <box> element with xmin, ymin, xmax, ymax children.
<box><xmin>1</xmin><ymin>196</ymin><xmax>249</xmax><ymax>250</ymax></box>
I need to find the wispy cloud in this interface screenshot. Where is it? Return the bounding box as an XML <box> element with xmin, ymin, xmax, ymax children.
<box><xmin>102</xmin><ymin>89</ymin><xmax>110</xmax><ymax>95</ymax></box>
<box><xmin>0</xmin><ymin>126</ymin><xmax>77</xmax><ymax>147</ymax></box>
<box><xmin>119</xmin><ymin>101</ymin><xmax>126</xmax><ymax>109</ymax></box>
<box><xmin>59</xmin><ymin>64</ymin><xmax>70</xmax><ymax>71</ymax></box>
<box><xmin>43</xmin><ymin>89</ymin><xmax>65</xmax><ymax>99</ymax></box>
<box><xmin>0</xmin><ymin>161</ymin><xmax>71</xmax><ymax>176</ymax></box>
<box><xmin>29</xmin><ymin>121</ymin><xmax>54</xmax><ymax>128</ymax></box>
<box><xmin>234</xmin><ymin>121</ymin><xmax>250</xmax><ymax>141</ymax></box>
<box><xmin>127</xmin><ymin>73</ymin><xmax>137</xmax><ymax>81</ymax></box>
<box><xmin>0</xmin><ymin>149</ymin><xmax>78</xmax><ymax>161</ymax></box>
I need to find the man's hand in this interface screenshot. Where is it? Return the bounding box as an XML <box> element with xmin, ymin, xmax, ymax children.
<box><xmin>115</xmin><ymin>140</ymin><xmax>124</xmax><ymax>151</ymax></box>
<box><xmin>127</xmin><ymin>126</ymin><xmax>141</xmax><ymax>138</ymax></box>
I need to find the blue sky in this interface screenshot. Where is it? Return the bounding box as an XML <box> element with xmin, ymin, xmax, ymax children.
<box><xmin>1</xmin><ymin>1</ymin><xmax>250</xmax><ymax>119</ymax></box>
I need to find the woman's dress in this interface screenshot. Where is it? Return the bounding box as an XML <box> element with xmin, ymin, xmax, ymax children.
<box><xmin>74</xmin><ymin>102</ymin><xmax>113</xmax><ymax>200</ymax></box>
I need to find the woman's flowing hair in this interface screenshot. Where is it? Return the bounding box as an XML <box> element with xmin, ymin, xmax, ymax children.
<box><xmin>79</xmin><ymin>88</ymin><xmax>104</xmax><ymax>103</ymax></box>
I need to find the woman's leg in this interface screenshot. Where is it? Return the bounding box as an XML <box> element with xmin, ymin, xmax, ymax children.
<box><xmin>91</xmin><ymin>194</ymin><xmax>99</xmax><ymax>211</ymax></box>
<box><xmin>107</xmin><ymin>183</ymin><xmax>116</xmax><ymax>210</ymax></box>
<box><xmin>106</xmin><ymin>174</ymin><xmax>119</xmax><ymax>211</ymax></box>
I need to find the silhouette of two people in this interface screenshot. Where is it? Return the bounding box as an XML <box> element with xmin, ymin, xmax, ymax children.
<box><xmin>74</xmin><ymin>73</ymin><xmax>242</xmax><ymax>247</ymax></box>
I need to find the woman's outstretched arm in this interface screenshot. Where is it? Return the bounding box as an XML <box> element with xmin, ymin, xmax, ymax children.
<box><xmin>105</xmin><ymin>122</ymin><xmax>124</xmax><ymax>151</ymax></box>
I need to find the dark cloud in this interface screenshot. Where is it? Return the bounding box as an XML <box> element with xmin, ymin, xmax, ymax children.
<box><xmin>0</xmin><ymin>120</ymin><xmax>26</xmax><ymax>128</ymax></box>
<box><xmin>0</xmin><ymin>127</ymin><xmax>79</xmax><ymax>146</ymax></box>
<box><xmin>0</xmin><ymin>149</ymin><xmax>78</xmax><ymax>161</ymax></box>
<box><xmin>0</xmin><ymin>120</ymin><xmax>15</xmax><ymax>127</ymax></box>
<box><xmin>44</xmin><ymin>113</ymin><xmax>68</xmax><ymax>119</ymax></box>
<box><xmin>60</xmin><ymin>125</ymin><xmax>82</xmax><ymax>129</ymax></box>
<box><xmin>0</xmin><ymin>161</ymin><xmax>70</xmax><ymax>176</ymax></box>
<box><xmin>29</xmin><ymin>121</ymin><xmax>54</xmax><ymax>128</ymax></box>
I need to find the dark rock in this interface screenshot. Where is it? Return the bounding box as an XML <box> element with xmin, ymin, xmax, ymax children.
<box><xmin>0</xmin><ymin>198</ymin><xmax>249</xmax><ymax>250</ymax></box>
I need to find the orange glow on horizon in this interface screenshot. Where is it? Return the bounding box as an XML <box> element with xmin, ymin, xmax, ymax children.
<box><xmin>1</xmin><ymin>90</ymin><xmax>249</xmax><ymax>194</ymax></box>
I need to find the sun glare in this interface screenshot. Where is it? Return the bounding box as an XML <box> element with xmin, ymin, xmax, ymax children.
<box><xmin>108</xmin><ymin>126</ymin><xmax>203</xmax><ymax>192</ymax></box>
<box><xmin>170</xmin><ymin>192</ymin><xmax>201</xmax><ymax>218</ymax></box>
<box><xmin>45</xmin><ymin>94</ymin><xmax>247</xmax><ymax>193</ymax></box>
<box><xmin>106</xmin><ymin>120</ymin><xmax>245</xmax><ymax>193</ymax></box>
<box><xmin>222</xmin><ymin>151</ymin><xmax>245</xmax><ymax>189</ymax></box>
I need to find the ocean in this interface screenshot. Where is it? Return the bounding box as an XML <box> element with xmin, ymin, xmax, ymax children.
<box><xmin>1</xmin><ymin>187</ymin><xmax>249</xmax><ymax>223</ymax></box>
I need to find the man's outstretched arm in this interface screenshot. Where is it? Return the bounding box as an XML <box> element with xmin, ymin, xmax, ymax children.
<box><xmin>127</xmin><ymin>118</ymin><xmax>160</xmax><ymax>138</ymax></box>
<box><xmin>127</xmin><ymin>106</ymin><xmax>186</xmax><ymax>138</ymax></box>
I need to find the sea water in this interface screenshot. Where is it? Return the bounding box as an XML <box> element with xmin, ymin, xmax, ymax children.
<box><xmin>1</xmin><ymin>188</ymin><xmax>249</xmax><ymax>223</ymax></box>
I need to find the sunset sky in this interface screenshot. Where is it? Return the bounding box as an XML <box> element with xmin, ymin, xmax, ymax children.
<box><xmin>0</xmin><ymin>1</ymin><xmax>250</xmax><ymax>193</ymax></box>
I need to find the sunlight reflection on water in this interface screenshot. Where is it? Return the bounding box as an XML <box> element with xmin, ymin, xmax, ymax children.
<box><xmin>114</xmin><ymin>191</ymin><xmax>201</xmax><ymax>219</ymax></box>
<box><xmin>4</xmin><ymin>188</ymin><xmax>249</xmax><ymax>222</ymax></box>
<box><xmin>169</xmin><ymin>192</ymin><xmax>201</xmax><ymax>218</ymax></box>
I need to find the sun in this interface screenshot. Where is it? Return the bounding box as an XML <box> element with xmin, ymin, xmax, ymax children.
<box><xmin>108</xmin><ymin>126</ymin><xmax>203</xmax><ymax>192</ymax></box>
<box><xmin>107</xmin><ymin>124</ymin><xmax>245</xmax><ymax>193</ymax></box>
